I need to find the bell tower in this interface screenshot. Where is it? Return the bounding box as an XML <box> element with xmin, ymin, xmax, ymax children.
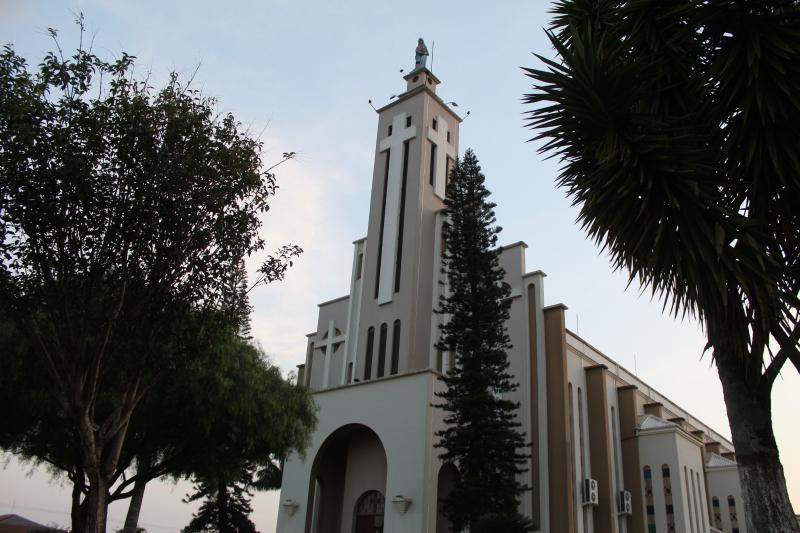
<box><xmin>350</xmin><ymin>62</ymin><xmax>461</xmax><ymax>382</ymax></box>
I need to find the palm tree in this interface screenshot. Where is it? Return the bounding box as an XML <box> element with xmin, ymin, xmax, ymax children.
<box><xmin>523</xmin><ymin>1</ymin><xmax>800</xmax><ymax>532</ymax></box>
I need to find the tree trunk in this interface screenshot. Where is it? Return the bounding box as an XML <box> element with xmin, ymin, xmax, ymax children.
<box><xmin>717</xmin><ymin>352</ymin><xmax>799</xmax><ymax>533</ymax></box>
<box><xmin>83</xmin><ymin>475</ymin><xmax>109</xmax><ymax>533</ymax></box>
<box><xmin>71</xmin><ymin>470</ymin><xmax>86</xmax><ymax>533</ymax></box>
<box><xmin>122</xmin><ymin>474</ymin><xmax>149</xmax><ymax>533</ymax></box>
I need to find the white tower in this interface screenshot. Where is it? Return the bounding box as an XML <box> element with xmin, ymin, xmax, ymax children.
<box><xmin>277</xmin><ymin>61</ymin><xmax>466</xmax><ymax>533</ymax></box>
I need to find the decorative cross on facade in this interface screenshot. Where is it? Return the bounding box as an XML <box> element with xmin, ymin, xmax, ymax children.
<box><xmin>376</xmin><ymin>112</ymin><xmax>416</xmax><ymax>304</ymax></box>
<box><xmin>426</xmin><ymin>116</ymin><xmax>456</xmax><ymax>199</ymax></box>
<box><xmin>320</xmin><ymin>319</ymin><xmax>346</xmax><ymax>388</ymax></box>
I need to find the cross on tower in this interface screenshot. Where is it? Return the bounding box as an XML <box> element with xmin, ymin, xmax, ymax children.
<box><xmin>376</xmin><ymin>112</ymin><xmax>416</xmax><ymax>304</ymax></box>
<box><xmin>427</xmin><ymin>116</ymin><xmax>456</xmax><ymax>199</ymax></box>
<box><xmin>320</xmin><ymin>319</ymin><xmax>345</xmax><ymax>388</ymax></box>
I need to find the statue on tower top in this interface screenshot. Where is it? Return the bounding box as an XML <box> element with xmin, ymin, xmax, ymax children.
<box><xmin>415</xmin><ymin>38</ymin><xmax>429</xmax><ymax>69</ymax></box>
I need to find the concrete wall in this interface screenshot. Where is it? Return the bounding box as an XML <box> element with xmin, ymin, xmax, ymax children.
<box><xmin>277</xmin><ymin>371</ymin><xmax>447</xmax><ymax>533</ymax></box>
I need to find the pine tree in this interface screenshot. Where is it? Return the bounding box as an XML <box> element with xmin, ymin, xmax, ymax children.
<box><xmin>433</xmin><ymin>149</ymin><xmax>530</xmax><ymax>531</ymax></box>
<box><xmin>182</xmin><ymin>473</ymin><xmax>260</xmax><ymax>533</ymax></box>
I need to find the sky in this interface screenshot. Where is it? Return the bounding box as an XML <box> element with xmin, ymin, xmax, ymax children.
<box><xmin>0</xmin><ymin>1</ymin><xmax>797</xmax><ymax>531</ymax></box>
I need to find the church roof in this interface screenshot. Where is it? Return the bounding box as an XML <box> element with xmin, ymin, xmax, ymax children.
<box><xmin>706</xmin><ymin>452</ymin><xmax>738</xmax><ymax>469</ymax></box>
<box><xmin>637</xmin><ymin>414</ymin><xmax>677</xmax><ymax>431</ymax></box>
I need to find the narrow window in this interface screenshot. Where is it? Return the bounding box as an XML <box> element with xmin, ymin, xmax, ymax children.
<box><xmin>364</xmin><ymin>327</ymin><xmax>374</xmax><ymax>380</ymax></box>
<box><xmin>391</xmin><ymin>320</ymin><xmax>401</xmax><ymax>374</ymax></box>
<box><xmin>577</xmin><ymin>387</ymin><xmax>588</xmax><ymax>531</ymax></box>
<box><xmin>611</xmin><ymin>407</ymin><xmax>622</xmax><ymax>491</ymax></box>
<box><xmin>695</xmin><ymin>471</ymin><xmax>707</xmax><ymax>530</ymax></box>
<box><xmin>388</xmin><ymin>124</ymin><xmax>393</xmax><ymax>136</ymax></box>
<box><xmin>446</xmin><ymin>130</ymin><xmax>451</xmax><ymax>143</ymax></box>
<box><xmin>394</xmin><ymin>140</ymin><xmax>410</xmax><ymax>293</ymax></box>
<box><xmin>429</xmin><ymin>142</ymin><xmax>437</xmax><ymax>186</ymax></box>
<box><xmin>375</xmin><ymin>150</ymin><xmax>390</xmax><ymax>298</ymax></box>
<box><xmin>663</xmin><ymin>464</ymin><xmax>675</xmax><ymax>532</ymax></box>
<box><xmin>685</xmin><ymin>467</ymin><xmax>695</xmax><ymax>533</ymax></box>
<box><xmin>346</xmin><ymin>362</ymin><xmax>353</xmax><ymax>384</ymax></box>
<box><xmin>568</xmin><ymin>383</ymin><xmax>578</xmax><ymax>530</ymax></box>
<box><xmin>712</xmin><ymin>496</ymin><xmax>722</xmax><ymax>529</ymax></box>
<box><xmin>432</xmin><ymin>117</ymin><xmax>438</xmax><ymax>130</ymax></box>
<box><xmin>377</xmin><ymin>323</ymin><xmax>388</xmax><ymax>377</ymax></box>
<box><xmin>691</xmin><ymin>469</ymin><xmax>701</xmax><ymax>533</ymax></box>
<box><xmin>356</xmin><ymin>252</ymin><xmax>363</xmax><ymax>280</ymax></box>
<box><xmin>644</xmin><ymin>466</ymin><xmax>656</xmax><ymax>532</ymax></box>
<box><xmin>405</xmin><ymin>115</ymin><xmax>411</xmax><ymax>128</ymax></box>
<box><xmin>445</xmin><ymin>156</ymin><xmax>453</xmax><ymax>190</ymax></box>
<box><xmin>305</xmin><ymin>342</ymin><xmax>314</xmax><ymax>386</ymax></box>
<box><xmin>728</xmin><ymin>495</ymin><xmax>739</xmax><ymax>533</ymax></box>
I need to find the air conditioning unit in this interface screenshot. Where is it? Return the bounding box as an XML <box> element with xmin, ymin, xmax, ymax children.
<box><xmin>618</xmin><ymin>490</ymin><xmax>633</xmax><ymax>515</ymax></box>
<box><xmin>583</xmin><ymin>478</ymin><xmax>599</xmax><ymax>506</ymax></box>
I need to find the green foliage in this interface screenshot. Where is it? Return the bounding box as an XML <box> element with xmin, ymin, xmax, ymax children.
<box><xmin>0</xmin><ymin>22</ymin><xmax>305</xmax><ymax>533</ymax></box>
<box><xmin>433</xmin><ymin>149</ymin><xmax>530</xmax><ymax>531</ymax></box>
<box><xmin>471</xmin><ymin>512</ymin><xmax>535</xmax><ymax>533</ymax></box>
<box><xmin>182</xmin><ymin>472</ymin><xmax>259</xmax><ymax>533</ymax></box>
<box><xmin>523</xmin><ymin>0</ymin><xmax>799</xmax><ymax>366</ymax></box>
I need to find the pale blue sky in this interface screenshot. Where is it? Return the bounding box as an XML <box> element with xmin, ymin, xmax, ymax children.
<box><xmin>1</xmin><ymin>1</ymin><xmax>797</xmax><ymax>531</ymax></box>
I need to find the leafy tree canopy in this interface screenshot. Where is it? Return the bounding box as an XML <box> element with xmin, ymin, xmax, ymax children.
<box><xmin>0</xmin><ymin>20</ymin><xmax>303</xmax><ymax>533</ymax></box>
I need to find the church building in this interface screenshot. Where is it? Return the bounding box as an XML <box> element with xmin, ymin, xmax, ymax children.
<box><xmin>276</xmin><ymin>50</ymin><xmax>747</xmax><ymax>533</ymax></box>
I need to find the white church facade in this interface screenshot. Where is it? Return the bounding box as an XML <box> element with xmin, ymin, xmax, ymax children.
<box><xmin>276</xmin><ymin>57</ymin><xmax>747</xmax><ymax>533</ymax></box>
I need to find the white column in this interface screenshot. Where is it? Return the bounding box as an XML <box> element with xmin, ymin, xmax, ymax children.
<box><xmin>376</xmin><ymin>113</ymin><xmax>416</xmax><ymax>304</ymax></box>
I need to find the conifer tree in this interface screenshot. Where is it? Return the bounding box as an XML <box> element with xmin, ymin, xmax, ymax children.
<box><xmin>433</xmin><ymin>149</ymin><xmax>530</xmax><ymax>531</ymax></box>
<box><xmin>182</xmin><ymin>470</ymin><xmax>259</xmax><ymax>533</ymax></box>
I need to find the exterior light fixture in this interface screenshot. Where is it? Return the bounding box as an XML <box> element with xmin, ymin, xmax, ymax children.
<box><xmin>391</xmin><ymin>495</ymin><xmax>412</xmax><ymax>514</ymax></box>
<box><xmin>283</xmin><ymin>499</ymin><xmax>299</xmax><ymax>517</ymax></box>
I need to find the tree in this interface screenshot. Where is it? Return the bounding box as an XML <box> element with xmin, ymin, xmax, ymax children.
<box><xmin>523</xmin><ymin>1</ymin><xmax>800</xmax><ymax>531</ymax></box>
<box><xmin>433</xmin><ymin>149</ymin><xmax>530</xmax><ymax>531</ymax></box>
<box><xmin>175</xmin><ymin>338</ymin><xmax>315</xmax><ymax>533</ymax></box>
<box><xmin>182</xmin><ymin>471</ymin><xmax>259</xmax><ymax>533</ymax></box>
<box><xmin>0</xmin><ymin>24</ymin><xmax>302</xmax><ymax>532</ymax></box>
<box><xmin>117</xmin><ymin>264</ymin><xmax>312</xmax><ymax>533</ymax></box>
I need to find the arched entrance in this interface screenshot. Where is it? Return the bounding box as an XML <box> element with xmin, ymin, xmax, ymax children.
<box><xmin>305</xmin><ymin>424</ymin><xmax>387</xmax><ymax>533</ymax></box>
<box><xmin>436</xmin><ymin>463</ymin><xmax>458</xmax><ymax>533</ymax></box>
<box><xmin>354</xmin><ymin>490</ymin><xmax>385</xmax><ymax>533</ymax></box>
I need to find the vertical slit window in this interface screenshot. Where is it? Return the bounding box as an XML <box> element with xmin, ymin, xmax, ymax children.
<box><xmin>445</xmin><ymin>156</ymin><xmax>453</xmax><ymax>191</ymax></box>
<box><xmin>611</xmin><ymin>407</ymin><xmax>622</xmax><ymax>491</ymax></box>
<box><xmin>356</xmin><ymin>252</ymin><xmax>363</xmax><ymax>280</ymax></box>
<box><xmin>391</xmin><ymin>320</ymin><xmax>401</xmax><ymax>374</ymax></box>
<box><xmin>432</xmin><ymin>117</ymin><xmax>438</xmax><ymax>130</ymax></box>
<box><xmin>568</xmin><ymin>383</ymin><xmax>578</xmax><ymax>530</ymax></box>
<box><xmin>695</xmin><ymin>471</ymin><xmax>706</xmax><ymax>530</ymax></box>
<box><xmin>429</xmin><ymin>141</ymin><xmax>437</xmax><ymax>186</ymax></box>
<box><xmin>685</xmin><ymin>467</ymin><xmax>696</xmax><ymax>533</ymax></box>
<box><xmin>728</xmin><ymin>495</ymin><xmax>739</xmax><ymax>533</ymax></box>
<box><xmin>644</xmin><ymin>466</ymin><xmax>656</xmax><ymax>533</ymax></box>
<box><xmin>405</xmin><ymin>116</ymin><xmax>411</xmax><ymax>127</ymax></box>
<box><xmin>346</xmin><ymin>362</ymin><xmax>353</xmax><ymax>384</ymax></box>
<box><xmin>577</xmin><ymin>387</ymin><xmax>587</xmax><ymax>531</ymax></box>
<box><xmin>364</xmin><ymin>327</ymin><xmax>374</xmax><ymax>380</ymax></box>
<box><xmin>305</xmin><ymin>342</ymin><xmax>314</xmax><ymax>386</ymax></box>
<box><xmin>375</xmin><ymin>150</ymin><xmax>390</xmax><ymax>298</ymax></box>
<box><xmin>712</xmin><ymin>496</ymin><xmax>722</xmax><ymax>529</ymax></box>
<box><xmin>394</xmin><ymin>140</ymin><xmax>410</xmax><ymax>293</ymax></box>
<box><xmin>691</xmin><ymin>469</ymin><xmax>701</xmax><ymax>533</ymax></box>
<box><xmin>663</xmin><ymin>464</ymin><xmax>675</xmax><ymax>533</ymax></box>
<box><xmin>377</xmin><ymin>323</ymin><xmax>388</xmax><ymax>377</ymax></box>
